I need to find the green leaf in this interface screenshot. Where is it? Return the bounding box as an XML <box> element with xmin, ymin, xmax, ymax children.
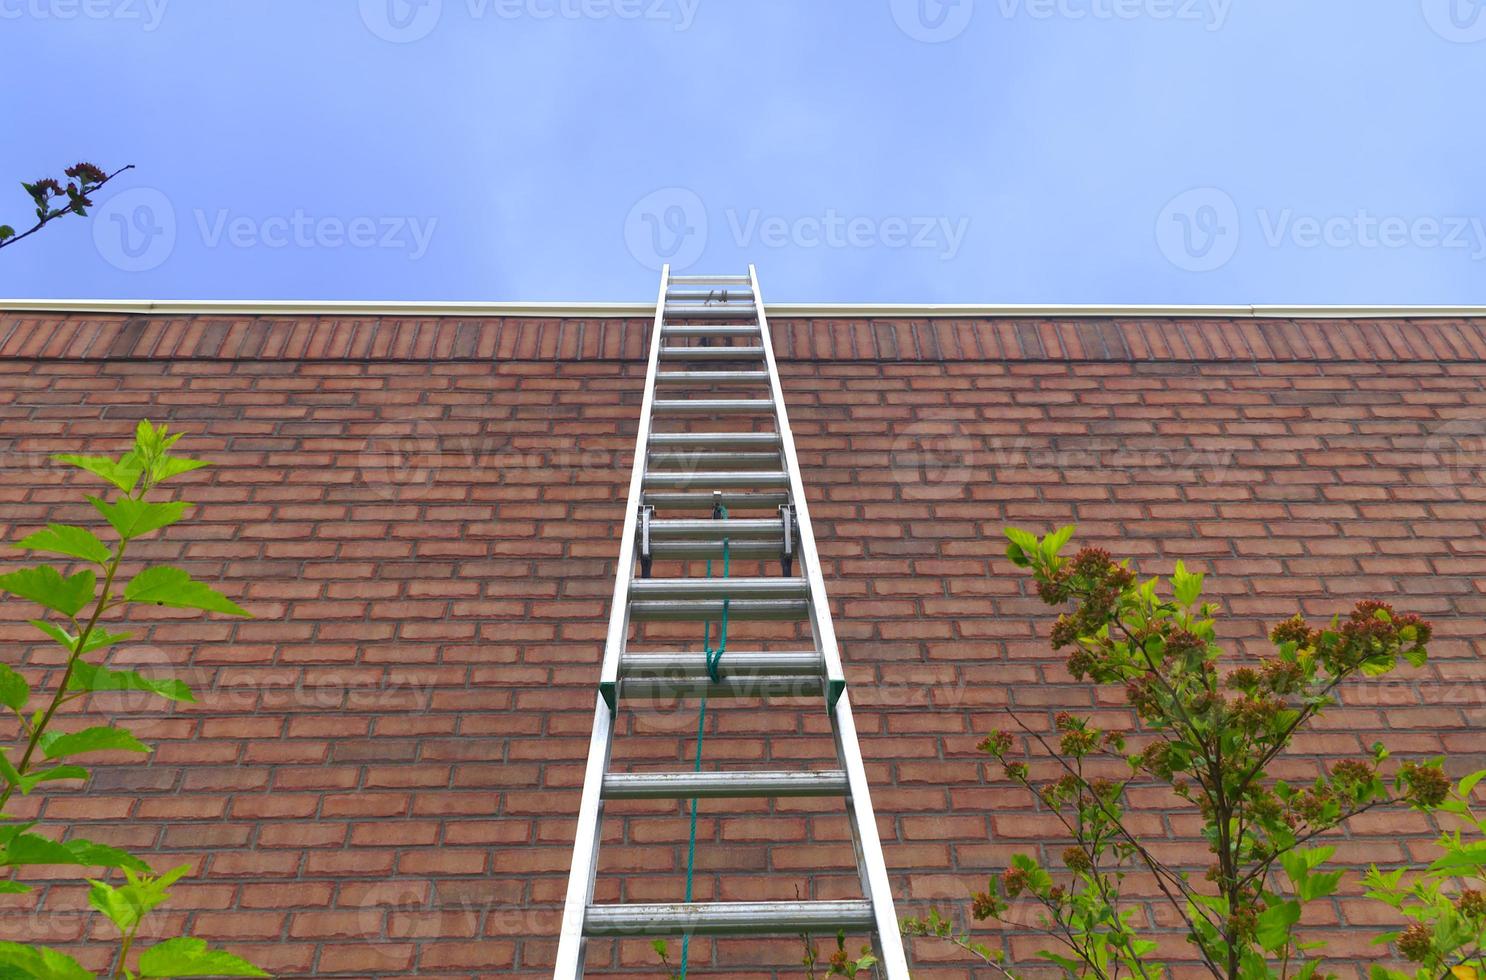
<box><xmin>0</xmin><ymin>881</ymin><xmax>31</xmax><ymax>894</ymax></box>
<box><xmin>60</xmin><ymin>838</ymin><xmax>149</xmax><ymax>872</ymax></box>
<box><xmin>0</xmin><ymin>832</ymin><xmax>75</xmax><ymax>866</ymax></box>
<box><xmin>0</xmin><ymin>941</ymin><xmax>95</xmax><ymax>979</ymax></box>
<box><xmin>1403</xmin><ymin>646</ymin><xmax>1428</xmax><ymax>668</ymax></box>
<box><xmin>151</xmin><ymin>457</ymin><xmax>210</xmax><ymax>483</ymax></box>
<box><xmin>14</xmin><ymin>766</ymin><xmax>88</xmax><ymax>794</ymax></box>
<box><xmin>1042</xmin><ymin>525</ymin><xmax>1075</xmax><ymax>562</ymax></box>
<box><xmin>1459</xmin><ymin>769</ymin><xmax>1486</xmax><ymax>799</ymax></box>
<box><xmin>88</xmin><ymin>497</ymin><xmax>188</xmax><ymax>541</ymax></box>
<box><xmin>1255</xmin><ymin>900</ymin><xmax>1301</xmax><ymax>951</ymax></box>
<box><xmin>88</xmin><ymin>865</ymin><xmax>190</xmax><ymax>934</ymax></box>
<box><xmin>14</xmin><ymin>525</ymin><xmax>111</xmax><ymax>564</ymax></box>
<box><xmin>1172</xmin><ymin>560</ymin><xmax>1204</xmax><ymax>607</ymax></box>
<box><xmin>28</xmin><ymin>621</ymin><xmax>130</xmax><ymax>655</ymax></box>
<box><xmin>0</xmin><ymin>226</ymin><xmax>14</xmax><ymax>241</ymax></box>
<box><xmin>53</xmin><ymin>453</ymin><xmax>143</xmax><ymax>493</ymax></box>
<box><xmin>0</xmin><ymin>566</ymin><xmax>96</xmax><ymax>617</ymax></box>
<box><xmin>137</xmin><ymin>937</ymin><xmax>268</xmax><ymax>978</ymax></box>
<box><xmin>1005</xmin><ymin>527</ymin><xmax>1040</xmax><ymax>554</ymax></box>
<box><xmin>123</xmin><ymin>567</ymin><xmax>248</xmax><ymax>617</ymax></box>
<box><xmin>68</xmin><ymin>662</ymin><xmax>193</xmax><ymax>704</ymax></box>
<box><xmin>39</xmin><ymin>726</ymin><xmax>149</xmax><ymax>760</ymax></box>
<box><xmin>0</xmin><ymin>833</ymin><xmax>147</xmax><ymax>873</ymax></box>
<box><xmin>0</xmin><ymin>665</ymin><xmax>28</xmax><ymax>714</ymax></box>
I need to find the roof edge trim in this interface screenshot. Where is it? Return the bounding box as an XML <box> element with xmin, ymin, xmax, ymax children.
<box><xmin>3</xmin><ymin>300</ymin><xmax>1486</xmax><ymax>320</ymax></box>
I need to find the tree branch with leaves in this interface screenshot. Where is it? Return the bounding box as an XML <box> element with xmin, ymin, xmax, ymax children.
<box><xmin>0</xmin><ymin>163</ymin><xmax>134</xmax><ymax>251</ymax></box>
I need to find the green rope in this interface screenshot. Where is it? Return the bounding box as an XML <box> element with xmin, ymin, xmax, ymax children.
<box><xmin>679</xmin><ymin>508</ymin><xmax>729</xmax><ymax>978</ymax></box>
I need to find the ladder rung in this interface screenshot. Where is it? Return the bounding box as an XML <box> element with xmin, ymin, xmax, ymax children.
<box><xmin>583</xmin><ymin>900</ymin><xmax>875</xmax><ymax>937</ymax></box>
<box><xmin>602</xmin><ymin>770</ymin><xmax>847</xmax><ymax>800</ymax></box>
<box><xmin>660</xmin><ymin>346</ymin><xmax>765</xmax><ymax>360</ymax></box>
<box><xmin>665</xmin><ymin>288</ymin><xmax>753</xmax><ymax>302</ymax></box>
<box><xmin>662</xmin><ymin>324</ymin><xmax>761</xmax><ymax>338</ymax></box>
<box><xmin>643</xmin><ymin>471</ymin><xmax>789</xmax><ymax>490</ymax></box>
<box><xmin>666</xmin><ymin>305</ymin><xmax>756</xmax><ymax>320</ymax></box>
<box><xmin>620</xmin><ymin>674</ymin><xmax>825</xmax><ymax>699</ymax></box>
<box><xmin>646</xmin><ymin>518</ymin><xmax>785</xmax><ymax>539</ymax></box>
<box><xmin>655</xmin><ymin>370</ymin><xmax>770</xmax><ymax>385</ymax></box>
<box><xmin>647</xmin><ymin>540</ymin><xmax>782</xmax><ymax>559</ymax></box>
<box><xmin>620</xmin><ymin>650</ymin><xmax>822</xmax><ymax>676</ymax></box>
<box><xmin>629</xmin><ymin>599</ymin><xmax>809</xmax><ymax>621</ymax></box>
<box><xmin>648</xmin><ymin>451</ymin><xmax>780</xmax><ymax>470</ymax></box>
<box><xmin>653</xmin><ymin>399</ymin><xmax>773</xmax><ymax>415</ymax></box>
<box><xmin>642</xmin><ymin>491</ymin><xmax>790</xmax><ymax>510</ymax></box>
<box><xmin>630</xmin><ymin>577</ymin><xmax>807</xmax><ymax>601</ymax></box>
<box><xmin>649</xmin><ymin>432</ymin><xmax>780</xmax><ymax>448</ymax></box>
<box><xmin>667</xmin><ymin>274</ymin><xmax>751</xmax><ymax>285</ymax></box>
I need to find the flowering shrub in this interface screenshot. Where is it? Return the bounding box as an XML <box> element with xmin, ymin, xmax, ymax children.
<box><xmin>0</xmin><ymin>423</ymin><xmax>265</xmax><ymax>978</ymax></box>
<box><xmin>1365</xmin><ymin>770</ymin><xmax>1486</xmax><ymax>978</ymax></box>
<box><xmin>905</xmin><ymin>526</ymin><xmax>1461</xmax><ymax>979</ymax></box>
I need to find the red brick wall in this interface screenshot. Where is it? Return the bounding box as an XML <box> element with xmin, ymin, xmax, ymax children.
<box><xmin>0</xmin><ymin>314</ymin><xmax>1482</xmax><ymax>978</ymax></box>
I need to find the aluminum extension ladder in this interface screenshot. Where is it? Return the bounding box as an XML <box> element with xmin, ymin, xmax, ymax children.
<box><xmin>554</xmin><ymin>266</ymin><xmax>909</xmax><ymax>977</ymax></box>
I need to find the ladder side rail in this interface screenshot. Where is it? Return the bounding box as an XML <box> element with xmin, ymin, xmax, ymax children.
<box><xmin>554</xmin><ymin>696</ymin><xmax>618</xmax><ymax>977</ymax></box>
<box><xmin>554</xmin><ymin>265</ymin><xmax>671</xmax><ymax>978</ymax></box>
<box><xmin>597</xmin><ymin>265</ymin><xmax>673</xmax><ymax>704</ymax></box>
<box><xmin>747</xmin><ymin>264</ymin><xmax>845</xmax><ymax>701</ymax></box>
<box><xmin>749</xmin><ymin>265</ymin><xmax>912</xmax><ymax>978</ymax></box>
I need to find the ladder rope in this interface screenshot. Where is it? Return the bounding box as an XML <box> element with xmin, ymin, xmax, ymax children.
<box><xmin>680</xmin><ymin>508</ymin><xmax>729</xmax><ymax>978</ymax></box>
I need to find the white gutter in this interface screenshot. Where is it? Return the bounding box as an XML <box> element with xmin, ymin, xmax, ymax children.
<box><xmin>1</xmin><ymin>299</ymin><xmax>1484</xmax><ymax>319</ymax></box>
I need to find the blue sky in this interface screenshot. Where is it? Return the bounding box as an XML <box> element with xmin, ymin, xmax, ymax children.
<box><xmin>1</xmin><ymin>0</ymin><xmax>1483</xmax><ymax>303</ymax></box>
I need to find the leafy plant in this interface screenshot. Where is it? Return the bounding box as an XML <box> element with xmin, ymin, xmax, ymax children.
<box><xmin>1365</xmin><ymin>770</ymin><xmax>1486</xmax><ymax>978</ymax></box>
<box><xmin>0</xmin><ymin>422</ymin><xmax>266</xmax><ymax>978</ymax></box>
<box><xmin>0</xmin><ymin>162</ymin><xmax>133</xmax><ymax>251</ymax></box>
<box><xmin>906</xmin><ymin>525</ymin><xmax>1451</xmax><ymax>980</ymax></box>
